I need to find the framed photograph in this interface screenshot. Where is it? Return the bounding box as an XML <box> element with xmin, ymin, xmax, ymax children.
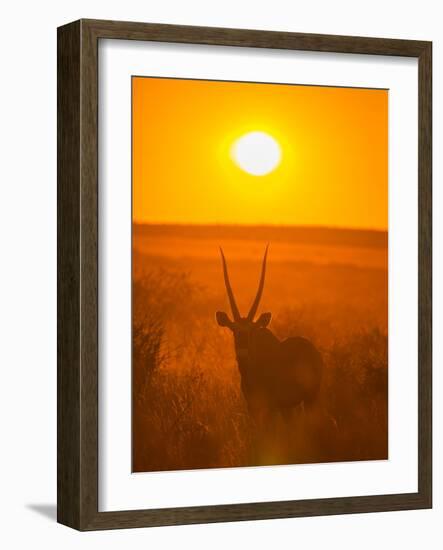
<box><xmin>57</xmin><ymin>19</ymin><xmax>432</xmax><ymax>530</ymax></box>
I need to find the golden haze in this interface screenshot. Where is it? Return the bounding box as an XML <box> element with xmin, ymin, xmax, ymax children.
<box><xmin>131</xmin><ymin>77</ymin><xmax>388</xmax><ymax>472</ymax></box>
<box><xmin>132</xmin><ymin>77</ymin><xmax>388</xmax><ymax>230</ymax></box>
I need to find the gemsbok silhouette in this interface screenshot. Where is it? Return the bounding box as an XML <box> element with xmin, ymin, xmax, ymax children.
<box><xmin>216</xmin><ymin>245</ymin><xmax>323</xmax><ymax>423</ymax></box>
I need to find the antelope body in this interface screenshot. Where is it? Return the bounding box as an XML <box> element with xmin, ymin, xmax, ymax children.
<box><xmin>216</xmin><ymin>246</ymin><xmax>323</xmax><ymax>420</ymax></box>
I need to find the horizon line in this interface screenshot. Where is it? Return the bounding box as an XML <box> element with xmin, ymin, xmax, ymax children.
<box><xmin>132</xmin><ymin>220</ymin><xmax>388</xmax><ymax>234</ymax></box>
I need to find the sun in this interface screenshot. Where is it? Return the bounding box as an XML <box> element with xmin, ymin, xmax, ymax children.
<box><xmin>231</xmin><ymin>131</ymin><xmax>282</xmax><ymax>176</ymax></box>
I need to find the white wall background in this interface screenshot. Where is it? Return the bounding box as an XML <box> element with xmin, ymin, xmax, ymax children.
<box><xmin>0</xmin><ymin>0</ymin><xmax>440</xmax><ymax>547</ymax></box>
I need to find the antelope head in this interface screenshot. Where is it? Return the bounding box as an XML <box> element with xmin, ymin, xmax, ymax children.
<box><xmin>216</xmin><ymin>246</ymin><xmax>271</xmax><ymax>360</ymax></box>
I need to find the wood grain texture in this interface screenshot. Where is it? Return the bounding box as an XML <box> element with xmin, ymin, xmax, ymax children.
<box><xmin>57</xmin><ymin>19</ymin><xmax>432</xmax><ymax>531</ymax></box>
<box><xmin>84</xmin><ymin>18</ymin><xmax>428</xmax><ymax>56</ymax></box>
<box><xmin>57</xmin><ymin>20</ymin><xmax>81</xmax><ymax>529</ymax></box>
<box><xmin>417</xmin><ymin>42</ymin><xmax>432</xmax><ymax>507</ymax></box>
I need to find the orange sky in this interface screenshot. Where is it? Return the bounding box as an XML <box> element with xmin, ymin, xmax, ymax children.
<box><xmin>132</xmin><ymin>77</ymin><xmax>388</xmax><ymax>230</ymax></box>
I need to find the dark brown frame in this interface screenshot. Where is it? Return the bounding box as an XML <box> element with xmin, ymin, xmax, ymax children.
<box><xmin>57</xmin><ymin>18</ymin><xmax>432</xmax><ymax>530</ymax></box>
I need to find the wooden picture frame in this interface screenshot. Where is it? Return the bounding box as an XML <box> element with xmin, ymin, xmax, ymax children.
<box><xmin>57</xmin><ymin>18</ymin><xmax>432</xmax><ymax>530</ymax></box>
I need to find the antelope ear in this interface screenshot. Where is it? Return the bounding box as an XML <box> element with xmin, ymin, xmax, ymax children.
<box><xmin>255</xmin><ymin>312</ymin><xmax>271</xmax><ymax>327</ymax></box>
<box><xmin>216</xmin><ymin>311</ymin><xmax>233</xmax><ymax>328</ymax></box>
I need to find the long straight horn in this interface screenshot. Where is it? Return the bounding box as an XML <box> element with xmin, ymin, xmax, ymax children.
<box><xmin>220</xmin><ymin>247</ymin><xmax>241</xmax><ymax>321</ymax></box>
<box><xmin>247</xmin><ymin>245</ymin><xmax>269</xmax><ymax>321</ymax></box>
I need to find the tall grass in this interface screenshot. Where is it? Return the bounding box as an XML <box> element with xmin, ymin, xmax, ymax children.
<box><xmin>132</xmin><ymin>258</ymin><xmax>387</xmax><ymax>472</ymax></box>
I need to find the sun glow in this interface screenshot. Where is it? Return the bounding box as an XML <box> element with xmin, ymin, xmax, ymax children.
<box><xmin>231</xmin><ymin>131</ymin><xmax>282</xmax><ymax>176</ymax></box>
<box><xmin>133</xmin><ymin>77</ymin><xmax>388</xmax><ymax>229</ymax></box>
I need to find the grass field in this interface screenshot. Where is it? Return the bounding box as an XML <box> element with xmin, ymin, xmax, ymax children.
<box><xmin>132</xmin><ymin>223</ymin><xmax>388</xmax><ymax>472</ymax></box>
